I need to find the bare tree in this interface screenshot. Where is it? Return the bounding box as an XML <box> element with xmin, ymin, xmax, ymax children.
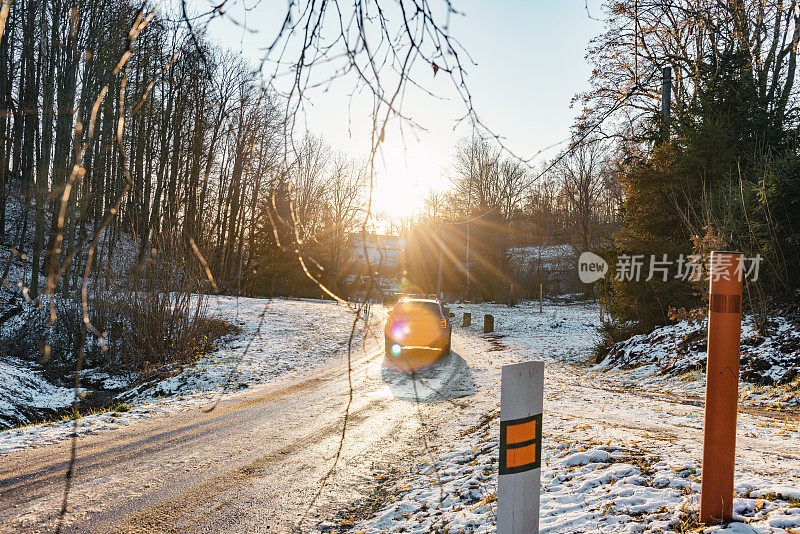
<box><xmin>577</xmin><ymin>0</ymin><xmax>800</xmax><ymax>136</ymax></box>
<box><xmin>321</xmin><ymin>154</ymin><xmax>367</xmax><ymax>292</ymax></box>
<box><xmin>555</xmin><ymin>140</ymin><xmax>608</xmax><ymax>254</ymax></box>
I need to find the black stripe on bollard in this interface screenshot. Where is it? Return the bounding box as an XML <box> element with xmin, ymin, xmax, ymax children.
<box><xmin>710</xmin><ymin>293</ymin><xmax>741</xmax><ymax>314</ymax></box>
<box><xmin>499</xmin><ymin>413</ymin><xmax>542</xmax><ymax>475</ymax></box>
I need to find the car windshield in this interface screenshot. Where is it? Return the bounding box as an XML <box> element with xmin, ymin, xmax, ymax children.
<box><xmin>392</xmin><ymin>301</ymin><xmax>442</xmax><ymax>317</ymax></box>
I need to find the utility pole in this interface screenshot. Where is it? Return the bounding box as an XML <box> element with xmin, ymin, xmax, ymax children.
<box><xmin>437</xmin><ymin>226</ymin><xmax>445</xmax><ymax>300</ymax></box>
<box><xmin>662</xmin><ymin>66</ymin><xmax>672</xmax><ymax>138</ymax></box>
<box><xmin>465</xmin><ymin>126</ymin><xmax>474</xmax><ymax>303</ymax></box>
<box><xmin>465</xmin><ymin>198</ymin><xmax>471</xmax><ymax>301</ymax></box>
<box><xmin>464</xmin><ymin>219</ymin><xmax>469</xmax><ymax>301</ymax></box>
<box><xmin>539</xmin><ymin>283</ymin><xmax>543</xmax><ymax>314</ymax></box>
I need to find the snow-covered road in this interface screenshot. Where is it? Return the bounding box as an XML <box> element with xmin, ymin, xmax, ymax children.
<box><xmin>0</xmin><ymin>302</ymin><xmax>474</xmax><ymax>533</ymax></box>
<box><xmin>0</xmin><ymin>296</ymin><xmax>385</xmax><ymax>452</ymax></box>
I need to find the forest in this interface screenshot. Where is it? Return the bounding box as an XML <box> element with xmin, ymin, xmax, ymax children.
<box><xmin>586</xmin><ymin>0</ymin><xmax>800</xmax><ymax>346</ymax></box>
<box><xmin>0</xmin><ymin>0</ymin><xmax>380</xmax><ymax>372</ymax></box>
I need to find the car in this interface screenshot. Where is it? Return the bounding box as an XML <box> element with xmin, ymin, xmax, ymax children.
<box><xmin>384</xmin><ymin>297</ymin><xmax>452</xmax><ymax>359</ymax></box>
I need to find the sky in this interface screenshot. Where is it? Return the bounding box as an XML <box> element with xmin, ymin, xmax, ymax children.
<box><xmin>200</xmin><ymin>1</ymin><xmax>607</xmax><ymax>220</ymax></box>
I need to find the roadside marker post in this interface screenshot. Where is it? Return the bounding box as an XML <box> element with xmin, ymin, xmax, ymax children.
<box><xmin>498</xmin><ymin>360</ymin><xmax>543</xmax><ymax>534</ymax></box>
<box><xmin>700</xmin><ymin>251</ymin><xmax>744</xmax><ymax>524</ymax></box>
<box><xmin>463</xmin><ymin>312</ymin><xmax>472</xmax><ymax>327</ymax></box>
<box><xmin>539</xmin><ymin>283</ymin><xmax>543</xmax><ymax>314</ymax></box>
<box><xmin>484</xmin><ymin>314</ymin><xmax>494</xmax><ymax>333</ymax></box>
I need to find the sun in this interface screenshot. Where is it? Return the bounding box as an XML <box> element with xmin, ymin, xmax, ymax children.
<box><xmin>372</xmin><ymin>174</ymin><xmax>426</xmax><ymax>220</ymax></box>
<box><xmin>370</xmin><ymin>144</ymin><xmax>443</xmax><ymax>221</ymax></box>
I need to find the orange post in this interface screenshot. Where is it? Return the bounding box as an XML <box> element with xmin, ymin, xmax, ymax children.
<box><xmin>700</xmin><ymin>251</ymin><xmax>744</xmax><ymax>524</ymax></box>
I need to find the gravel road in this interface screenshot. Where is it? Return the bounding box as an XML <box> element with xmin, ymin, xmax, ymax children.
<box><xmin>0</xmin><ymin>334</ymin><xmax>477</xmax><ymax>533</ymax></box>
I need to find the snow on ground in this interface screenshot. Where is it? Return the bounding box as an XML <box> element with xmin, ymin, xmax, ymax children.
<box><xmin>451</xmin><ymin>300</ymin><xmax>601</xmax><ymax>364</ymax></box>
<box><xmin>358</xmin><ymin>418</ymin><xmax>699</xmax><ymax>533</ymax></box>
<box><xmin>124</xmin><ymin>296</ymin><xmax>383</xmax><ymax>400</ymax></box>
<box><xmin>0</xmin><ymin>296</ymin><xmax>383</xmax><ymax>454</ymax></box>
<box><xmin>355</xmin><ymin>301</ymin><xmax>800</xmax><ymax>533</ymax></box>
<box><xmin>358</xmin><ymin>416</ymin><xmax>800</xmax><ymax>533</ymax></box>
<box><xmin>0</xmin><ymin>358</ymin><xmax>75</xmax><ymax>429</ymax></box>
<box><xmin>598</xmin><ymin>315</ymin><xmax>800</xmax><ymax>409</ymax></box>
<box><xmin>0</xmin><ymin>299</ymin><xmax>75</xmax><ymax>429</ymax></box>
<box><xmin>3</xmin><ymin>296</ymin><xmax>798</xmax><ymax>530</ymax></box>
<box><xmin>508</xmin><ymin>244</ymin><xmax>575</xmax><ymax>266</ymax></box>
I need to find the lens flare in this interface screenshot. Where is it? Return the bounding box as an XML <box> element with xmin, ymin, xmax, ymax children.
<box><xmin>391</xmin><ymin>321</ymin><xmax>408</xmax><ymax>340</ymax></box>
<box><xmin>391</xmin><ymin>343</ymin><xmax>402</xmax><ymax>355</ymax></box>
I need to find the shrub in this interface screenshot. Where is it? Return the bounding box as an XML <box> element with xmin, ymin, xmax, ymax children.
<box><xmin>0</xmin><ymin>290</ymin><xmax>239</xmax><ymax>377</ymax></box>
<box><xmin>91</xmin><ymin>291</ymin><xmax>239</xmax><ymax>371</ymax></box>
<box><xmin>593</xmin><ymin>319</ymin><xmax>653</xmax><ymax>363</ymax></box>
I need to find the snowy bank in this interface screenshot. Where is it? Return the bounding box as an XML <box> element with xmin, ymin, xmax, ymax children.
<box><xmin>598</xmin><ymin>315</ymin><xmax>800</xmax><ymax>408</ymax></box>
<box><xmin>0</xmin><ymin>296</ymin><xmax>383</xmax><ymax>453</ymax></box>
<box><xmin>357</xmin><ymin>410</ymin><xmax>800</xmax><ymax>533</ymax></box>
<box><xmin>0</xmin><ymin>357</ymin><xmax>75</xmax><ymax>429</ymax></box>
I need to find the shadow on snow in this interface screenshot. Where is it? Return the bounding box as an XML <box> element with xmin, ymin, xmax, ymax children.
<box><xmin>379</xmin><ymin>349</ymin><xmax>476</xmax><ymax>403</ymax></box>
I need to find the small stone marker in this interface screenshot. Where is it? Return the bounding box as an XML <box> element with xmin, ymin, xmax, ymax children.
<box><xmin>498</xmin><ymin>360</ymin><xmax>543</xmax><ymax>533</ymax></box>
<box><xmin>463</xmin><ymin>312</ymin><xmax>471</xmax><ymax>327</ymax></box>
<box><xmin>484</xmin><ymin>314</ymin><xmax>494</xmax><ymax>333</ymax></box>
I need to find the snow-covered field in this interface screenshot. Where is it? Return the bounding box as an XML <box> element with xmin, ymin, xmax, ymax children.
<box><xmin>0</xmin><ymin>296</ymin><xmax>383</xmax><ymax>453</ymax></box>
<box><xmin>355</xmin><ymin>301</ymin><xmax>800</xmax><ymax>533</ymax></box>
<box><xmin>508</xmin><ymin>244</ymin><xmax>576</xmax><ymax>266</ymax></box>
<box><xmin>452</xmin><ymin>300</ymin><xmax>601</xmax><ymax>364</ymax></box>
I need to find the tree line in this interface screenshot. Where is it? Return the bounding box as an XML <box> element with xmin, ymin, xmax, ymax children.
<box><xmin>5</xmin><ymin>0</ymin><xmax>795</xmax><ymax>355</ymax></box>
<box><xmin>0</xmin><ymin>0</ymin><xmax>373</xmax><ymax>307</ymax></box>
<box><xmin>397</xmin><ymin>0</ymin><xmax>800</xmax><ymax>328</ymax></box>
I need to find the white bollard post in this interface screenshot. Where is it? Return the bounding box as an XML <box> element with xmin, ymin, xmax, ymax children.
<box><xmin>497</xmin><ymin>360</ymin><xmax>543</xmax><ymax>534</ymax></box>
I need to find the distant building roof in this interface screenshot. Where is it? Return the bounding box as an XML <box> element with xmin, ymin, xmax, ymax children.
<box><xmin>350</xmin><ymin>233</ymin><xmax>406</xmax><ymax>249</ymax></box>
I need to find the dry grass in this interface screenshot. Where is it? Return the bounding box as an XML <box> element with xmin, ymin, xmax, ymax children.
<box><xmin>0</xmin><ymin>290</ymin><xmax>240</xmax><ymax>375</ymax></box>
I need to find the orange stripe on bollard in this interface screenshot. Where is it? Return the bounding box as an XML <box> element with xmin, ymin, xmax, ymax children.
<box><xmin>700</xmin><ymin>251</ymin><xmax>744</xmax><ymax>525</ymax></box>
<box><xmin>506</xmin><ymin>443</ymin><xmax>538</xmax><ymax>469</ymax></box>
<box><xmin>506</xmin><ymin>419</ymin><xmax>537</xmax><ymax>444</ymax></box>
